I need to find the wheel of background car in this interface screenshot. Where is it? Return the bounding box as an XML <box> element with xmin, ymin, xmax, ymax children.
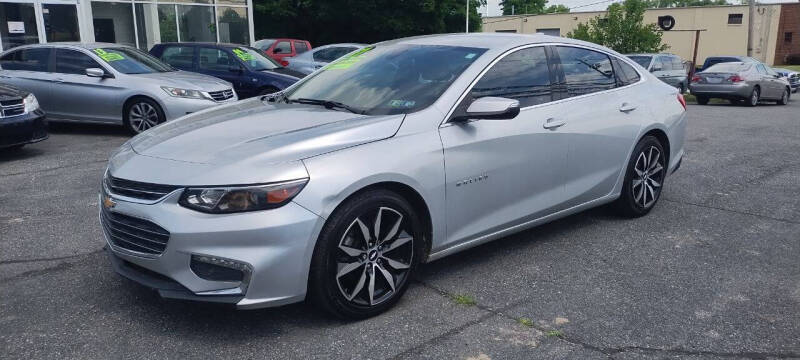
<box><xmin>747</xmin><ymin>87</ymin><xmax>760</xmax><ymax>107</ymax></box>
<box><xmin>124</xmin><ymin>98</ymin><xmax>165</xmax><ymax>134</ymax></box>
<box><xmin>696</xmin><ymin>96</ymin><xmax>709</xmax><ymax>105</ymax></box>
<box><xmin>308</xmin><ymin>189</ymin><xmax>423</xmax><ymax>319</ymax></box>
<box><xmin>614</xmin><ymin>136</ymin><xmax>666</xmax><ymax>218</ymax></box>
<box><xmin>777</xmin><ymin>88</ymin><xmax>789</xmax><ymax>105</ymax></box>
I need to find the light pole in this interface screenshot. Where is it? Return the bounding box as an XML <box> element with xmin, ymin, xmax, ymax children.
<box><xmin>466</xmin><ymin>0</ymin><xmax>469</xmax><ymax>33</ymax></box>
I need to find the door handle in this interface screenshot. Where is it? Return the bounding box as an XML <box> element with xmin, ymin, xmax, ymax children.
<box><xmin>619</xmin><ymin>103</ymin><xmax>637</xmax><ymax>113</ymax></box>
<box><xmin>542</xmin><ymin>118</ymin><xmax>566</xmax><ymax>130</ymax></box>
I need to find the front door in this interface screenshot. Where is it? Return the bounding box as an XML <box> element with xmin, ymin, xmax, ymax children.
<box><xmin>48</xmin><ymin>48</ymin><xmax>120</xmax><ymax>122</ymax></box>
<box><xmin>439</xmin><ymin>46</ymin><xmax>568</xmax><ymax>248</ymax></box>
<box><xmin>197</xmin><ymin>46</ymin><xmax>246</xmax><ymax>94</ymax></box>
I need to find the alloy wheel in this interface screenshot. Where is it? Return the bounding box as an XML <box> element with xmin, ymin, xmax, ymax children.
<box><xmin>129</xmin><ymin>102</ymin><xmax>160</xmax><ymax>133</ymax></box>
<box><xmin>750</xmin><ymin>88</ymin><xmax>759</xmax><ymax>106</ymax></box>
<box><xmin>335</xmin><ymin>206</ymin><xmax>414</xmax><ymax>306</ymax></box>
<box><xmin>632</xmin><ymin>146</ymin><xmax>665</xmax><ymax>209</ymax></box>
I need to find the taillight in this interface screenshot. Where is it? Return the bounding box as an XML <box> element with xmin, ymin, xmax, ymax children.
<box><xmin>280</xmin><ymin>59</ymin><xmax>289</xmax><ymax>66</ymax></box>
<box><xmin>728</xmin><ymin>75</ymin><xmax>744</xmax><ymax>82</ymax></box>
<box><xmin>677</xmin><ymin>93</ymin><xmax>686</xmax><ymax>110</ymax></box>
<box><xmin>691</xmin><ymin>75</ymin><xmax>701</xmax><ymax>83</ymax></box>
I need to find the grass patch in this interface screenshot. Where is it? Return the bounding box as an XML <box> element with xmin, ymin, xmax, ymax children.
<box><xmin>777</xmin><ymin>65</ymin><xmax>800</xmax><ymax>72</ymax></box>
<box><xmin>517</xmin><ymin>317</ymin><xmax>534</xmax><ymax>327</ymax></box>
<box><xmin>452</xmin><ymin>294</ymin><xmax>477</xmax><ymax>306</ymax></box>
<box><xmin>682</xmin><ymin>94</ymin><xmax>729</xmax><ymax>105</ymax></box>
<box><xmin>546</xmin><ymin>330</ymin><xmax>565</xmax><ymax>338</ymax></box>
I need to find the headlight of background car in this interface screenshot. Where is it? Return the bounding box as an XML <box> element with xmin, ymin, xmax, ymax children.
<box><xmin>178</xmin><ymin>179</ymin><xmax>308</xmax><ymax>213</ymax></box>
<box><xmin>161</xmin><ymin>86</ymin><xmax>206</xmax><ymax>100</ymax></box>
<box><xmin>23</xmin><ymin>93</ymin><xmax>39</xmax><ymax>113</ymax></box>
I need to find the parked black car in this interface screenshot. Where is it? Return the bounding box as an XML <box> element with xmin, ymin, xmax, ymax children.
<box><xmin>150</xmin><ymin>43</ymin><xmax>303</xmax><ymax>99</ymax></box>
<box><xmin>0</xmin><ymin>83</ymin><xmax>47</xmax><ymax>150</ymax></box>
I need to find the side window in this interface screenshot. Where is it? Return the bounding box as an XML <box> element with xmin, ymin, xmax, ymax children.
<box><xmin>274</xmin><ymin>41</ymin><xmax>291</xmax><ymax>54</ymax></box>
<box><xmin>654</xmin><ymin>56</ymin><xmax>668</xmax><ymax>71</ymax></box>
<box><xmin>470</xmin><ymin>46</ymin><xmax>552</xmax><ymax>107</ymax></box>
<box><xmin>612</xmin><ymin>57</ymin><xmax>641</xmax><ymax>86</ymax></box>
<box><xmin>756</xmin><ymin>64</ymin><xmax>767</xmax><ymax>75</ymax></box>
<box><xmin>670</xmin><ymin>56</ymin><xmax>683</xmax><ymax>71</ymax></box>
<box><xmin>160</xmin><ymin>46</ymin><xmax>195</xmax><ymax>70</ymax></box>
<box><xmin>0</xmin><ymin>48</ymin><xmax>51</xmax><ymax>71</ymax></box>
<box><xmin>55</xmin><ymin>49</ymin><xmax>102</xmax><ymax>75</ymax></box>
<box><xmin>294</xmin><ymin>41</ymin><xmax>309</xmax><ymax>54</ymax></box>
<box><xmin>555</xmin><ymin>46</ymin><xmax>615</xmax><ymax>97</ymax></box>
<box><xmin>198</xmin><ymin>47</ymin><xmax>236</xmax><ymax>72</ymax></box>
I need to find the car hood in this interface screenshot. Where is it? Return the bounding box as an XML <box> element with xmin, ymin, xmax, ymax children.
<box><xmin>129</xmin><ymin>71</ymin><xmax>232</xmax><ymax>91</ymax></box>
<box><xmin>128</xmin><ymin>97</ymin><xmax>404</xmax><ymax>165</ymax></box>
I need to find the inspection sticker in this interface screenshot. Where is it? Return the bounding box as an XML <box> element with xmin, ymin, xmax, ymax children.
<box><xmin>94</xmin><ymin>49</ymin><xmax>124</xmax><ymax>62</ymax></box>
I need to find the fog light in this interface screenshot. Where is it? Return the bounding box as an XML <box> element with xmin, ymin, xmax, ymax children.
<box><xmin>191</xmin><ymin>255</ymin><xmax>253</xmax><ymax>295</ymax></box>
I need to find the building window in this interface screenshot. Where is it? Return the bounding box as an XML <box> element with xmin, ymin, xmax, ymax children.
<box><xmin>178</xmin><ymin>5</ymin><xmax>216</xmax><ymax>42</ymax></box>
<box><xmin>728</xmin><ymin>14</ymin><xmax>743</xmax><ymax>25</ymax></box>
<box><xmin>785</xmin><ymin>32</ymin><xmax>793</xmax><ymax>44</ymax></box>
<box><xmin>536</xmin><ymin>28</ymin><xmax>560</xmax><ymax>37</ymax></box>
<box><xmin>43</xmin><ymin>4</ymin><xmax>80</xmax><ymax>43</ymax></box>
<box><xmin>495</xmin><ymin>30</ymin><xmax>516</xmax><ymax>33</ymax></box>
<box><xmin>91</xmin><ymin>1</ymin><xmax>135</xmax><ymax>47</ymax></box>
<box><xmin>0</xmin><ymin>3</ymin><xmax>40</xmax><ymax>50</ymax></box>
<box><xmin>217</xmin><ymin>6</ymin><xmax>249</xmax><ymax>44</ymax></box>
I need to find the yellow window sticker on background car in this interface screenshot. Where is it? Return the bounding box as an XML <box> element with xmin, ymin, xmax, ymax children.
<box><xmin>327</xmin><ymin>47</ymin><xmax>374</xmax><ymax>70</ymax></box>
<box><xmin>94</xmin><ymin>49</ymin><xmax>124</xmax><ymax>62</ymax></box>
<box><xmin>232</xmin><ymin>48</ymin><xmax>254</xmax><ymax>61</ymax></box>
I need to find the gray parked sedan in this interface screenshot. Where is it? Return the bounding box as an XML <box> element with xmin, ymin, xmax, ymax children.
<box><xmin>101</xmin><ymin>33</ymin><xmax>686</xmax><ymax>319</ymax></box>
<box><xmin>286</xmin><ymin>43</ymin><xmax>366</xmax><ymax>75</ymax></box>
<box><xmin>0</xmin><ymin>43</ymin><xmax>237</xmax><ymax>133</ymax></box>
<box><xmin>689</xmin><ymin>62</ymin><xmax>791</xmax><ymax>106</ymax></box>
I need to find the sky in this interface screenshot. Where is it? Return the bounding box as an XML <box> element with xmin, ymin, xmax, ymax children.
<box><xmin>479</xmin><ymin>0</ymin><xmax>796</xmax><ymax>16</ymax></box>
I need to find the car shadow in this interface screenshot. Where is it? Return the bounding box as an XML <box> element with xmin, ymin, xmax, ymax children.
<box><xmin>0</xmin><ymin>145</ymin><xmax>47</xmax><ymax>162</ymax></box>
<box><xmin>48</xmin><ymin>122</ymin><xmax>131</xmax><ymax>137</ymax></box>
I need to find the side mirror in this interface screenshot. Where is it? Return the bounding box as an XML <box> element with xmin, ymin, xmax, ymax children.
<box><xmin>86</xmin><ymin>68</ymin><xmax>106</xmax><ymax>78</ymax></box>
<box><xmin>273</xmin><ymin>48</ymin><xmax>283</xmax><ymax>54</ymax></box>
<box><xmin>454</xmin><ymin>97</ymin><xmax>520</xmax><ymax>122</ymax></box>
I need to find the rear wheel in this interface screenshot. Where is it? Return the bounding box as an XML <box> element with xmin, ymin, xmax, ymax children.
<box><xmin>696</xmin><ymin>96</ymin><xmax>709</xmax><ymax>105</ymax></box>
<box><xmin>777</xmin><ymin>88</ymin><xmax>789</xmax><ymax>105</ymax></box>
<box><xmin>746</xmin><ymin>87</ymin><xmax>760</xmax><ymax>107</ymax></box>
<box><xmin>124</xmin><ymin>98</ymin><xmax>165</xmax><ymax>134</ymax></box>
<box><xmin>309</xmin><ymin>189</ymin><xmax>423</xmax><ymax>319</ymax></box>
<box><xmin>614</xmin><ymin>136</ymin><xmax>666</xmax><ymax>218</ymax></box>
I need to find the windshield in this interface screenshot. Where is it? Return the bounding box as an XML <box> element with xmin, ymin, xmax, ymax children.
<box><xmin>95</xmin><ymin>47</ymin><xmax>174</xmax><ymax>74</ymax></box>
<box><xmin>285</xmin><ymin>44</ymin><xmax>487</xmax><ymax>115</ymax></box>
<box><xmin>704</xmin><ymin>57</ymin><xmax>739</xmax><ymax>69</ymax></box>
<box><xmin>704</xmin><ymin>63</ymin><xmax>750</xmax><ymax>73</ymax></box>
<box><xmin>254</xmin><ymin>39</ymin><xmax>276</xmax><ymax>51</ymax></box>
<box><xmin>628</xmin><ymin>55</ymin><xmax>652</xmax><ymax>68</ymax></box>
<box><xmin>232</xmin><ymin>47</ymin><xmax>279</xmax><ymax>71</ymax></box>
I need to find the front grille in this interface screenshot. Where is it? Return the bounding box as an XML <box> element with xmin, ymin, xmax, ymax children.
<box><xmin>101</xmin><ymin>209</ymin><xmax>170</xmax><ymax>255</ymax></box>
<box><xmin>105</xmin><ymin>176</ymin><xmax>180</xmax><ymax>201</ymax></box>
<box><xmin>0</xmin><ymin>98</ymin><xmax>24</xmax><ymax>118</ymax></box>
<box><xmin>207</xmin><ymin>89</ymin><xmax>235</xmax><ymax>102</ymax></box>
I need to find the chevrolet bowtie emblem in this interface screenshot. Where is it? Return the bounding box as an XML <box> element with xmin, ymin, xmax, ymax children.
<box><xmin>102</xmin><ymin>196</ymin><xmax>117</xmax><ymax>210</ymax></box>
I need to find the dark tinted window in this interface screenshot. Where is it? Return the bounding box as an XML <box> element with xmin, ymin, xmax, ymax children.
<box><xmin>470</xmin><ymin>46</ymin><xmax>552</xmax><ymax>107</ymax></box>
<box><xmin>628</xmin><ymin>55</ymin><xmax>652</xmax><ymax>68</ymax></box>
<box><xmin>0</xmin><ymin>48</ymin><xmax>51</xmax><ymax>71</ymax></box>
<box><xmin>728</xmin><ymin>14</ymin><xmax>743</xmax><ymax>25</ymax></box>
<box><xmin>294</xmin><ymin>41</ymin><xmax>309</xmax><ymax>54</ymax></box>
<box><xmin>314</xmin><ymin>46</ymin><xmax>357</xmax><ymax>63</ymax></box>
<box><xmin>703</xmin><ymin>57</ymin><xmax>739</xmax><ymax>69</ymax></box>
<box><xmin>556</xmin><ymin>46</ymin><xmax>615</xmax><ymax>97</ymax></box>
<box><xmin>55</xmin><ymin>49</ymin><xmax>101</xmax><ymax>74</ymax></box>
<box><xmin>670</xmin><ymin>56</ymin><xmax>684</xmax><ymax>71</ymax></box>
<box><xmin>198</xmin><ymin>47</ymin><xmax>237</xmax><ymax>71</ymax></box>
<box><xmin>274</xmin><ymin>41</ymin><xmax>291</xmax><ymax>54</ymax></box>
<box><xmin>612</xmin><ymin>58</ymin><xmax>641</xmax><ymax>86</ymax></box>
<box><xmin>160</xmin><ymin>46</ymin><xmax>195</xmax><ymax>70</ymax></box>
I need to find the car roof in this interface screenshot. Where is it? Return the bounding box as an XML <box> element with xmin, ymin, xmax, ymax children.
<box><xmin>2</xmin><ymin>42</ymin><xmax>132</xmax><ymax>52</ymax></box>
<box><xmin>155</xmin><ymin>42</ymin><xmax>255</xmax><ymax>49</ymax></box>
<box><xmin>377</xmin><ymin>33</ymin><xmax>594</xmax><ymax>51</ymax></box>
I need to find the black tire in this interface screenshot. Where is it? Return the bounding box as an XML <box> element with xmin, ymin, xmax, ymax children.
<box><xmin>677</xmin><ymin>82</ymin><xmax>686</xmax><ymax>94</ymax></box>
<box><xmin>696</xmin><ymin>96</ymin><xmax>709</xmax><ymax>105</ymax></box>
<box><xmin>746</xmin><ymin>86</ymin><xmax>760</xmax><ymax>107</ymax></box>
<box><xmin>614</xmin><ymin>136</ymin><xmax>667</xmax><ymax>218</ymax></box>
<box><xmin>123</xmin><ymin>97</ymin><xmax>165</xmax><ymax>135</ymax></box>
<box><xmin>308</xmin><ymin>189</ymin><xmax>424</xmax><ymax>319</ymax></box>
<box><xmin>777</xmin><ymin>88</ymin><xmax>790</xmax><ymax>105</ymax></box>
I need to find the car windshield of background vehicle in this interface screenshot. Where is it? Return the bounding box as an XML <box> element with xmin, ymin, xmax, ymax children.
<box><xmin>233</xmin><ymin>47</ymin><xmax>279</xmax><ymax>71</ymax></box>
<box><xmin>95</xmin><ymin>47</ymin><xmax>174</xmax><ymax>74</ymax></box>
<box><xmin>706</xmin><ymin>63</ymin><xmax>750</xmax><ymax>72</ymax></box>
<box><xmin>285</xmin><ymin>44</ymin><xmax>487</xmax><ymax>115</ymax></box>
<box><xmin>628</xmin><ymin>55</ymin><xmax>652</xmax><ymax>68</ymax></box>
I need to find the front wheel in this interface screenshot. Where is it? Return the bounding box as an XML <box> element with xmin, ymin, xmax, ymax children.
<box><xmin>124</xmin><ymin>98</ymin><xmax>165</xmax><ymax>134</ymax></box>
<box><xmin>614</xmin><ymin>136</ymin><xmax>666</xmax><ymax>218</ymax></box>
<box><xmin>777</xmin><ymin>88</ymin><xmax>789</xmax><ymax>105</ymax></box>
<box><xmin>308</xmin><ymin>189</ymin><xmax>424</xmax><ymax>319</ymax></box>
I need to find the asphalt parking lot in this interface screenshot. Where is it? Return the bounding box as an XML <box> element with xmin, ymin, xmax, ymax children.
<box><xmin>1</xmin><ymin>100</ymin><xmax>799</xmax><ymax>360</ymax></box>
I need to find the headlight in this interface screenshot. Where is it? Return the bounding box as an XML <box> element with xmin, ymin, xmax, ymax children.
<box><xmin>161</xmin><ymin>86</ymin><xmax>206</xmax><ymax>100</ymax></box>
<box><xmin>23</xmin><ymin>93</ymin><xmax>39</xmax><ymax>113</ymax></box>
<box><xmin>178</xmin><ymin>179</ymin><xmax>308</xmax><ymax>213</ymax></box>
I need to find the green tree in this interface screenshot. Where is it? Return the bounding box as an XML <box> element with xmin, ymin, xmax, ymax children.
<box><xmin>642</xmin><ymin>0</ymin><xmax>728</xmax><ymax>7</ymax></box>
<box><xmin>544</xmin><ymin>4</ymin><xmax>569</xmax><ymax>13</ymax></box>
<box><xmin>567</xmin><ymin>0</ymin><xmax>668</xmax><ymax>53</ymax></box>
<box><xmin>254</xmin><ymin>0</ymin><xmax>486</xmax><ymax>46</ymax></box>
<box><xmin>500</xmin><ymin>0</ymin><xmax>569</xmax><ymax>15</ymax></box>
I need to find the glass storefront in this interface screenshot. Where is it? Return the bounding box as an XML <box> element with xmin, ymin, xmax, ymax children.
<box><xmin>43</xmin><ymin>4</ymin><xmax>80</xmax><ymax>42</ymax></box>
<box><xmin>177</xmin><ymin>4</ymin><xmax>215</xmax><ymax>42</ymax></box>
<box><xmin>0</xmin><ymin>3</ymin><xmax>39</xmax><ymax>50</ymax></box>
<box><xmin>91</xmin><ymin>1</ymin><xmax>135</xmax><ymax>46</ymax></box>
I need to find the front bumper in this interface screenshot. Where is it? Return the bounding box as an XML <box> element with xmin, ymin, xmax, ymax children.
<box><xmin>0</xmin><ymin>110</ymin><xmax>47</xmax><ymax>148</ymax></box>
<box><xmin>160</xmin><ymin>96</ymin><xmax>238</xmax><ymax>121</ymax></box>
<box><xmin>689</xmin><ymin>82</ymin><xmax>752</xmax><ymax>98</ymax></box>
<box><xmin>101</xmin><ymin>187</ymin><xmax>323</xmax><ymax>309</ymax></box>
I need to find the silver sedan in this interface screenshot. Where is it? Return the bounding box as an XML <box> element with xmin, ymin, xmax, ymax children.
<box><xmin>0</xmin><ymin>43</ymin><xmax>237</xmax><ymax>133</ymax></box>
<box><xmin>101</xmin><ymin>34</ymin><xmax>686</xmax><ymax>318</ymax></box>
<box><xmin>689</xmin><ymin>62</ymin><xmax>791</xmax><ymax>106</ymax></box>
<box><xmin>285</xmin><ymin>43</ymin><xmax>366</xmax><ymax>75</ymax></box>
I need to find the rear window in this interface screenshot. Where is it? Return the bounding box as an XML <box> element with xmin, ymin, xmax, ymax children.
<box><xmin>704</xmin><ymin>57</ymin><xmax>739</xmax><ymax>69</ymax></box>
<box><xmin>704</xmin><ymin>63</ymin><xmax>750</xmax><ymax>73</ymax></box>
<box><xmin>0</xmin><ymin>48</ymin><xmax>51</xmax><ymax>71</ymax></box>
<box><xmin>294</xmin><ymin>41</ymin><xmax>309</xmax><ymax>54</ymax></box>
<box><xmin>627</xmin><ymin>55</ymin><xmax>652</xmax><ymax>68</ymax></box>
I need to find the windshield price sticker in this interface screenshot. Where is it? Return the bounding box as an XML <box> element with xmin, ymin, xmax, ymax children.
<box><xmin>233</xmin><ymin>48</ymin><xmax>254</xmax><ymax>61</ymax></box>
<box><xmin>94</xmin><ymin>49</ymin><xmax>124</xmax><ymax>62</ymax></box>
<box><xmin>327</xmin><ymin>47</ymin><xmax>374</xmax><ymax>70</ymax></box>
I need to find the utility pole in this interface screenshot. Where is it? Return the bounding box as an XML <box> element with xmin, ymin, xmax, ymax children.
<box><xmin>747</xmin><ymin>0</ymin><xmax>755</xmax><ymax>56</ymax></box>
<box><xmin>466</xmin><ymin>0</ymin><xmax>469</xmax><ymax>33</ymax></box>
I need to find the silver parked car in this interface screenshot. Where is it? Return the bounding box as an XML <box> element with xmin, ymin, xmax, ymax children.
<box><xmin>286</xmin><ymin>43</ymin><xmax>366</xmax><ymax>75</ymax></box>
<box><xmin>627</xmin><ymin>53</ymin><xmax>688</xmax><ymax>92</ymax></box>
<box><xmin>689</xmin><ymin>62</ymin><xmax>791</xmax><ymax>106</ymax></box>
<box><xmin>0</xmin><ymin>43</ymin><xmax>237</xmax><ymax>133</ymax></box>
<box><xmin>101</xmin><ymin>34</ymin><xmax>686</xmax><ymax>319</ymax></box>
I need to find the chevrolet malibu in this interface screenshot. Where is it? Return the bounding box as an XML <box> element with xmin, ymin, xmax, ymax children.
<box><xmin>101</xmin><ymin>34</ymin><xmax>686</xmax><ymax>319</ymax></box>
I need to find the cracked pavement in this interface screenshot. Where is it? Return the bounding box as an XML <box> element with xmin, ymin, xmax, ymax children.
<box><xmin>1</xmin><ymin>101</ymin><xmax>799</xmax><ymax>359</ymax></box>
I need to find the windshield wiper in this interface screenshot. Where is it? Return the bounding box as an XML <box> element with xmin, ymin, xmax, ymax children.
<box><xmin>289</xmin><ymin>98</ymin><xmax>363</xmax><ymax>114</ymax></box>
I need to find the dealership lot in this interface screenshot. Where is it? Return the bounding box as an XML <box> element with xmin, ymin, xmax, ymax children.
<box><xmin>1</xmin><ymin>101</ymin><xmax>799</xmax><ymax>359</ymax></box>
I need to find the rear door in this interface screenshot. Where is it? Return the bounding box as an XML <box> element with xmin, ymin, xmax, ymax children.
<box><xmin>0</xmin><ymin>47</ymin><xmax>54</xmax><ymax>109</ymax></box>
<box><xmin>551</xmin><ymin>45</ymin><xmax>646</xmax><ymax>208</ymax></box>
<box><xmin>755</xmin><ymin>64</ymin><xmax>778</xmax><ymax>98</ymax></box>
<box><xmin>49</xmin><ymin>48</ymin><xmax>121</xmax><ymax>122</ymax></box>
